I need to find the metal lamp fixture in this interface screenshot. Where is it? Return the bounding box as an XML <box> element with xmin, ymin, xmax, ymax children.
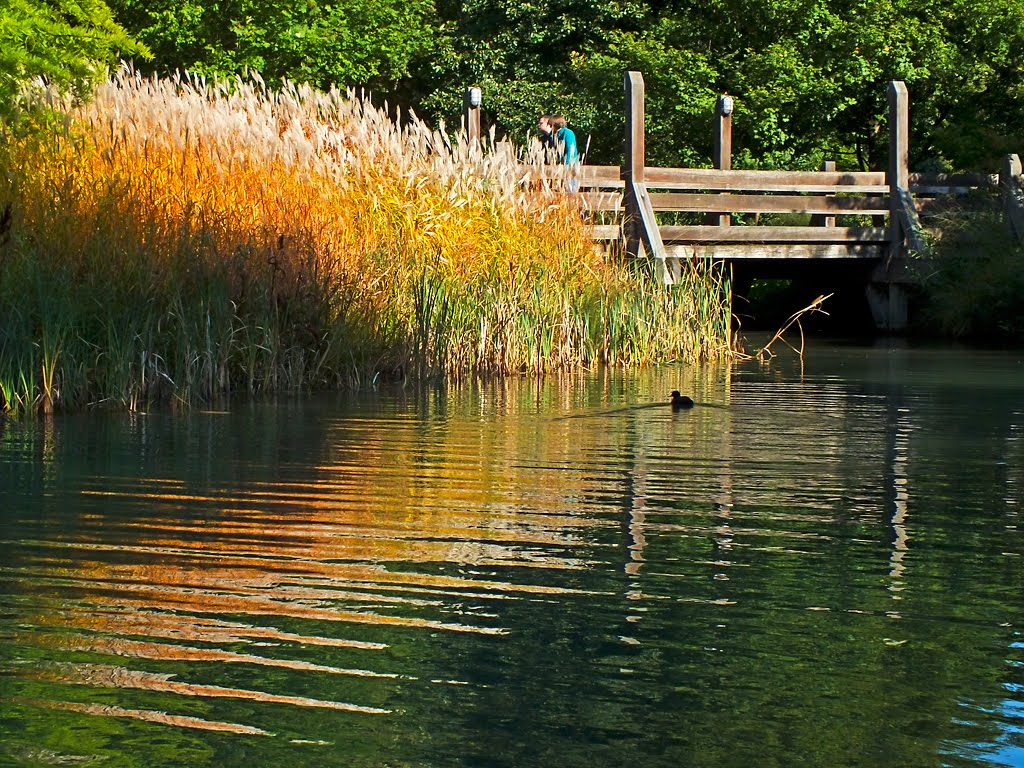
<box><xmin>468</xmin><ymin>87</ymin><xmax>482</xmax><ymax>108</ymax></box>
<box><xmin>719</xmin><ymin>95</ymin><xmax>734</xmax><ymax>116</ymax></box>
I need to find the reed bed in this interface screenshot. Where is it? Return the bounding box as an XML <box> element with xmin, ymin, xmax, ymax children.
<box><xmin>0</xmin><ymin>66</ymin><xmax>732</xmax><ymax>416</ymax></box>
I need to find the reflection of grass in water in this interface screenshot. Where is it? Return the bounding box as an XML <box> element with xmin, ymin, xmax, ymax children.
<box><xmin>0</xmin><ymin>68</ymin><xmax>733</xmax><ymax>416</ymax></box>
<box><xmin>19</xmin><ymin>698</ymin><xmax>273</xmax><ymax>736</ymax></box>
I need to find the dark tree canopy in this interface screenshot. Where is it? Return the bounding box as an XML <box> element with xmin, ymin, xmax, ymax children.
<box><xmin>3</xmin><ymin>0</ymin><xmax>1022</xmax><ymax>171</ymax></box>
<box><xmin>106</xmin><ymin>0</ymin><xmax>436</xmax><ymax>90</ymax></box>
<box><xmin>413</xmin><ymin>0</ymin><xmax>1024</xmax><ymax>170</ymax></box>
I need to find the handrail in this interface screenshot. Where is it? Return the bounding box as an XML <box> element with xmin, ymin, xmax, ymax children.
<box><xmin>910</xmin><ymin>172</ymin><xmax>1000</xmax><ymax>194</ymax></box>
<box><xmin>578</xmin><ymin>164</ymin><xmax>888</xmax><ymax>192</ymax></box>
<box><xmin>643</xmin><ymin>167</ymin><xmax>887</xmax><ymax>192</ymax></box>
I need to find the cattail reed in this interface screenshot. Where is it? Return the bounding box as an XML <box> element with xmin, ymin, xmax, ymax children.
<box><xmin>0</xmin><ymin>66</ymin><xmax>732</xmax><ymax>416</ymax></box>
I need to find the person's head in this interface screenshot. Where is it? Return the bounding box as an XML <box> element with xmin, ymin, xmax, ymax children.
<box><xmin>538</xmin><ymin>115</ymin><xmax>553</xmax><ymax>135</ymax></box>
<box><xmin>550</xmin><ymin>115</ymin><xmax>568</xmax><ymax>131</ymax></box>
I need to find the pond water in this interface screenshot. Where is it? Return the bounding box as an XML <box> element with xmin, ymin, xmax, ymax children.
<box><xmin>1</xmin><ymin>340</ymin><xmax>1022</xmax><ymax>768</ymax></box>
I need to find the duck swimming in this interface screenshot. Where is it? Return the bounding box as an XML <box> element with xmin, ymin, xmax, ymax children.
<box><xmin>670</xmin><ymin>390</ymin><xmax>694</xmax><ymax>410</ymax></box>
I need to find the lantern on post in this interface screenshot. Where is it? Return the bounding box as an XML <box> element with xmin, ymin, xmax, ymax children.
<box><xmin>464</xmin><ymin>87</ymin><xmax>482</xmax><ymax>144</ymax></box>
<box><xmin>714</xmin><ymin>95</ymin><xmax>733</xmax><ymax>170</ymax></box>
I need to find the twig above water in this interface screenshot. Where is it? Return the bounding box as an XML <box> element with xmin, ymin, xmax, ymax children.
<box><xmin>755</xmin><ymin>293</ymin><xmax>833</xmax><ymax>363</ymax></box>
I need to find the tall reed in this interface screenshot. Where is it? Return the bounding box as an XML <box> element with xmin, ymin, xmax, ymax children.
<box><xmin>0</xmin><ymin>66</ymin><xmax>732</xmax><ymax>416</ymax></box>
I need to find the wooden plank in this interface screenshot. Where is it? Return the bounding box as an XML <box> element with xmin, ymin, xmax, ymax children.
<box><xmin>587</xmin><ymin>224</ymin><xmax>621</xmax><ymax>240</ymax></box>
<box><xmin>666</xmin><ymin>243</ymin><xmax>886</xmax><ymax>260</ymax></box>
<box><xmin>579</xmin><ymin>165</ymin><xmax>622</xmax><ymax>184</ymax></box>
<box><xmin>566</xmin><ymin>166</ymin><xmax>1002</xmax><ymax>193</ymax></box>
<box><xmin>648</xmin><ymin>192</ymin><xmax>891</xmax><ymax>215</ymax></box>
<box><xmin>895</xmin><ymin>188</ymin><xmax>929</xmax><ymax>254</ymax></box>
<box><xmin>910</xmin><ymin>172</ymin><xmax>999</xmax><ymax>191</ymax></box>
<box><xmin>519</xmin><ymin>165</ymin><xmax>623</xmax><ymax>188</ymax></box>
<box><xmin>580</xmin><ymin>191</ymin><xmax>623</xmax><ymax>211</ymax></box>
<box><xmin>911</xmin><ymin>184</ymin><xmax>990</xmax><ymax>195</ymax></box>
<box><xmin>912</xmin><ymin>196</ymin><xmax>991</xmax><ymax>214</ymax></box>
<box><xmin>572</xmin><ymin>166</ymin><xmax>1003</xmax><ymax>194</ymax></box>
<box><xmin>518</xmin><ymin>166</ymin><xmax>564</xmax><ymax>184</ymax></box>
<box><xmin>632</xmin><ymin>181</ymin><xmax>671</xmax><ymax>283</ymax></box>
<box><xmin>643</xmin><ymin>166</ymin><xmax>887</xmax><ymax>192</ymax></box>
<box><xmin>659</xmin><ymin>225</ymin><xmax>889</xmax><ymax>243</ymax></box>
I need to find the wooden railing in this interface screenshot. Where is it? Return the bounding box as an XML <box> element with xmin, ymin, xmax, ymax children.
<box><xmin>568</xmin><ymin>74</ymin><xmax>1023</xmax><ymax>280</ymax></box>
<box><xmin>581</xmin><ymin>165</ymin><xmax>891</xmax><ymax>250</ymax></box>
<box><xmin>571</xmin><ymin>74</ymin><xmax>917</xmax><ymax>284</ymax></box>
<box><xmin>499</xmin><ymin>73</ymin><xmax>1022</xmax><ymax>329</ymax></box>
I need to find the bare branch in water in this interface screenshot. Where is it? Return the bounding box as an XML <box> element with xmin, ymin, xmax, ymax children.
<box><xmin>756</xmin><ymin>294</ymin><xmax>833</xmax><ymax>363</ymax></box>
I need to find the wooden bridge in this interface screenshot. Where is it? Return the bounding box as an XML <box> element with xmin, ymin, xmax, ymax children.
<box><xmin>478</xmin><ymin>72</ymin><xmax>1024</xmax><ymax>331</ymax></box>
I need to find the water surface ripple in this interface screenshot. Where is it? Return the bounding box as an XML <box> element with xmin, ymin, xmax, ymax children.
<box><xmin>1</xmin><ymin>343</ymin><xmax>1022</xmax><ymax>767</ymax></box>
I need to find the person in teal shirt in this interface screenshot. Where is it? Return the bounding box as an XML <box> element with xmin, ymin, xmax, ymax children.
<box><xmin>538</xmin><ymin>114</ymin><xmax>579</xmax><ymax>165</ymax></box>
<box><xmin>551</xmin><ymin>115</ymin><xmax>578</xmax><ymax>165</ymax></box>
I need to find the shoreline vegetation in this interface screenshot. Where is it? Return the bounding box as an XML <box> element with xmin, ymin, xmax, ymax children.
<box><xmin>0</xmin><ymin>67</ymin><xmax>733</xmax><ymax>417</ymax></box>
<box><xmin>912</xmin><ymin>206</ymin><xmax>1024</xmax><ymax>341</ymax></box>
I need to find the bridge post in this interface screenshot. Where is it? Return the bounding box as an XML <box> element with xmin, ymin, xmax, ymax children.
<box><xmin>1002</xmin><ymin>153</ymin><xmax>1024</xmax><ymax>242</ymax></box>
<box><xmin>623</xmin><ymin>71</ymin><xmax>645</xmax><ymax>260</ymax></box>
<box><xmin>712</xmin><ymin>95</ymin><xmax>733</xmax><ymax>227</ymax></box>
<box><xmin>868</xmin><ymin>81</ymin><xmax>910</xmax><ymax>331</ymax></box>
<box><xmin>887</xmin><ymin>80</ymin><xmax>909</xmax><ymax>240</ymax></box>
<box><xmin>463</xmin><ymin>86</ymin><xmax>481</xmax><ymax>147</ymax></box>
<box><xmin>622</xmin><ymin>72</ymin><xmax>671</xmax><ymax>282</ymax></box>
